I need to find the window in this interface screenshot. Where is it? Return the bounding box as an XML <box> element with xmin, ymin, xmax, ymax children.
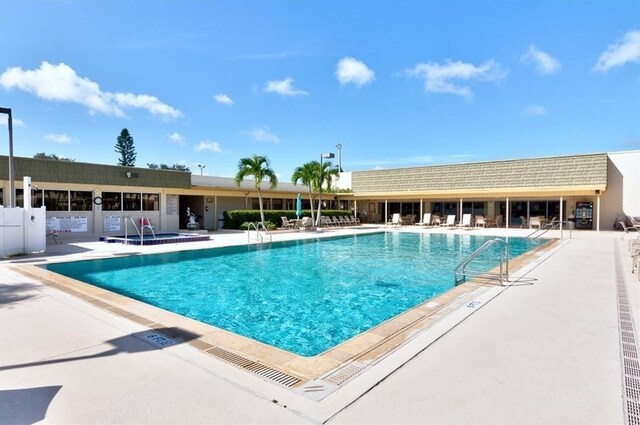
<box><xmin>102</xmin><ymin>192</ymin><xmax>121</xmax><ymax>211</ymax></box>
<box><xmin>70</xmin><ymin>191</ymin><xmax>93</xmax><ymax>211</ymax></box>
<box><xmin>15</xmin><ymin>189</ymin><xmax>24</xmax><ymax>208</ymax></box>
<box><xmin>272</xmin><ymin>199</ymin><xmax>283</xmax><ymax>210</ymax></box>
<box><xmin>32</xmin><ymin>190</ymin><xmax>44</xmax><ymax>208</ymax></box>
<box><xmin>16</xmin><ymin>189</ymin><xmax>44</xmax><ymax>208</ymax></box>
<box><xmin>44</xmin><ymin>190</ymin><xmax>69</xmax><ymax>211</ymax></box>
<box><xmin>251</xmin><ymin>198</ymin><xmax>269</xmax><ymax>210</ymax></box>
<box><xmin>142</xmin><ymin>193</ymin><xmax>159</xmax><ymax>211</ymax></box>
<box><xmin>123</xmin><ymin>192</ymin><xmax>141</xmax><ymax>211</ymax></box>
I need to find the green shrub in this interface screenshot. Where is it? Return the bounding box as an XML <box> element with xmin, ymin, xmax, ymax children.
<box><xmin>223</xmin><ymin>210</ymin><xmax>353</xmax><ymax>229</ymax></box>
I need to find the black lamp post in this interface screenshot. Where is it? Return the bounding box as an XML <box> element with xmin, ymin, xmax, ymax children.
<box><xmin>197</xmin><ymin>164</ymin><xmax>206</xmax><ymax>175</ymax></box>
<box><xmin>316</xmin><ymin>152</ymin><xmax>335</xmax><ymax>227</ymax></box>
<box><xmin>0</xmin><ymin>107</ymin><xmax>15</xmax><ymax>207</ymax></box>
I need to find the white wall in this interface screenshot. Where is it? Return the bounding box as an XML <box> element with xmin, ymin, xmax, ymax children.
<box><xmin>335</xmin><ymin>172</ymin><xmax>352</xmax><ymax>190</ymax></box>
<box><xmin>601</xmin><ymin>150</ymin><xmax>640</xmax><ymax>228</ymax></box>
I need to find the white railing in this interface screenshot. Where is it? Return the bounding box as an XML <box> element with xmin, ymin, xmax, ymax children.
<box><xmin>454</xmin><ymin>238</ymin><xmax>509</xmax><ymax>286</ymax></box>
<box><xmin>247</xmin><ymin>221</ymin><xmax>272</xmax><ymax>244</ymax></box>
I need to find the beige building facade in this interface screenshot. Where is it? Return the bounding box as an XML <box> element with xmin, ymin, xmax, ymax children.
<box><xmin>341</xmin><ymin>151</ymin><xmax>640</xmax><ymax>230</ymax></box>
<box><xmin>0</xmin><ymin>150</ymin><xmax>637</xmax><ymax>237</ymax></box>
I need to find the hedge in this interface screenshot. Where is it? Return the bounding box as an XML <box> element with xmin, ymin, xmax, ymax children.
<box><xmin>223</xmin><ymin>209</ymin><xmax>354</xmax><ymax>229</ymax></box>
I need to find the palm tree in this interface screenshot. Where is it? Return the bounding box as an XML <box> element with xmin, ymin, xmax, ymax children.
<box><xmin>235</xmin><ymin>155</ymin><xmax>278</xmax><ymax>224</ymax></box>
<box><xmin>316</xmin><ymin>161</ymin><xmax>340</xmax><ymax>224</ymax></box>
<box><xmin>291</xmin><ymin>161</ymin><xmax>320</xmax><ymax>224</ymax></box>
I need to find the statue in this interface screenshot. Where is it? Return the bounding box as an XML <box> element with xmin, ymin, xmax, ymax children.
<box><xmin>186</xmin><ymin>207</ymin><xmax>197</xmax><ymax>224</ymax></box>
<box><xmin>186</xmin><ymin>207</ymin><xmax>199</xmax><ymax>229</ymax></box>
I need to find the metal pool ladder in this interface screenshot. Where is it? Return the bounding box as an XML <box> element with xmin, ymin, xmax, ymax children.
<box><xmin>454</xmin><ymin>238</ymin><xmax>509</xmax><ymax>286</ymax></box>
<box><xmin>247</xmin><ymin>221</ymin><xmax>272</xmax><ymax>244</ymax></box>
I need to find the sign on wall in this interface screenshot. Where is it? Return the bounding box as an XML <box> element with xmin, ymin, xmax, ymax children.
<box><xmin>47</xmin><ymin>216</ymin><xmax>88</xmax><ymax>233</ymax></box>
<box><xmin>166</xmin><ymin>195</ymin><xmax>178</xmax><ymax>215</ymax></box>
<box><xmin>103</xmin><ymin>215</ymin><xmax>122</xmax><ymax>232</ymax></box>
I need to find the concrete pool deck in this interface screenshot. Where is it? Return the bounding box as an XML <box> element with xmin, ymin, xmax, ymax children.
<box><xmin>0</xmin><ymin>226</ymin><xmax>637</xmax><ymax>424</ymax></box>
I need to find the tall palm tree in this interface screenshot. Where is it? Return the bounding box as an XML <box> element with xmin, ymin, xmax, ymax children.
<box><xmin>316</xmin><ymin>161</ymin><xmax>340</xmax><ymax>224</ymax></box>
<box><xmin>235</xmin><ymin>155</ymin><xmax>278</xmax><ymax>224</ymax></box>
<box><xmin>291</xmin><ymin>160</ymin><xmax>320</xmax><ymax>224</ymax></box>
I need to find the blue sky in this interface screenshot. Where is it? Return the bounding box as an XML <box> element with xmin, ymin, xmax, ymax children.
<box><xmin>1</xmin><ymin>1</ymin><xmax>639</xmax><ymax>179</ymax></box>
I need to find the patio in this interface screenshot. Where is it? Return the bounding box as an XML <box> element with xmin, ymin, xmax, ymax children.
<box><xmin>0</xmin><ymin>227</ymin><xmax>635</xmax><ymax>424</ymax></box>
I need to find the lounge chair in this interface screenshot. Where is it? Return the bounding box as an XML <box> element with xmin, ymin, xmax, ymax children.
<box><xmin>350</xmin><ymin>216</ymin><xmax>361</xmax><ymax>225</ymax></box>
<box><xmin>415</xmin><ymin>213</ymin><xmax>432</xmax><ymax>227</ymax></box>
<box><xmin>529</xmin><ymin>216</ymin><xmax>543</xmax><ymax>229</ymax></box>
<box><xmin>281</xmin><ymin>216</ymin><xmax>296</xmax><ymax>230</ymax></box>
<box><xmin>456</xmin><ymin>214</ymin><xmax>472</xmax><ymax>229</ymax></box>
<box><xmin>331</xmin><ymin>216</ymin><xmax>343</xmax><ymax>226</ymax></box>
<box><xmin>441</xmin><ymin>215</ymin><xmax>456</xmax><ymax>227</ymax></box>
<box><xmin>403</xmin><ymin>214</ymin><xmax>417</xmax><ymax>225</ymax></box>
<box><xmin>387</xmin><ymin>213</ymin><xmax>402</xmax><ymax>227</ymax></box>
<box><xmin>621</xmin><ymin>221</ymin><xmax>639</xmax><ymax>240</ymax></box>
<box><xmin>338</xmin><ymin>216</ymin><xmax>351</xmax><ymax>226</ymax></box>
<box><xmin>140</xmin><ymin>217</ymin><xmax>156</xmax><ymax>237</ymax></box>
<box><xmin>520</xmin><ymin>216</ymin><xmax>528</xmax><ymax>228</ymax></box>
<box><xmin>432</xmin><ymin>215</ymin><xmax>442</xmax><ymax>226</ymax></box>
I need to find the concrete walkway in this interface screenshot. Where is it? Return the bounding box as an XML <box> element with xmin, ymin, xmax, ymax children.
<box><xmin>0</xmin><ymin>229</ymin><xmax>636</xmax><ymax>424</ymax></box>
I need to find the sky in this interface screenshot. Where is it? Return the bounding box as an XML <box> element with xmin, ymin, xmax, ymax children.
<box><xmin>0</xmin><ymin>1</ymin><xmax>639</xmax><ymax>180</ymax></box>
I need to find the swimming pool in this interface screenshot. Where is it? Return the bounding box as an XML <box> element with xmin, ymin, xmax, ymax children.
<box><xmin>44</xmin><ymin>232</ymin><xmax>544</xmax><ymax>356</ymax></box>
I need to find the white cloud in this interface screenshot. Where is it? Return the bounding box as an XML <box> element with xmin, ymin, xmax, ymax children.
<box><xmin>111</xmin><ymin>93</ymin><xmax>182</xmax><ymax>118</ymax></box>
<box><xmin>336</xmin><ymin>57</ymin><xmax>375</xmax><ymax>87</ymax></box>
<box><xmin>247</xmin><ymin>126</ymin><xmax>280</xmax><ymax>143</ymax></box>
<box><xmin>168</xmin><ymin>132</ymin><xmax>186</xmax><ymax>147</ymax></box>
<box><xmin>522</xmin><ymin>104</ymin><xmax>547</xmax><ymax>116</ymax></box>
<box><xmin>194</xmin><ymin>140</ymin><xmax>223</xmax><ymax>153</ymax></box>
<box><xmin>44</xmin><ymin>133</ymin><xmax>74</xmax><ymax>144</ymax></box>
<box><xmin>0</xmin><ymin>61</ymin><xmax>182</xmax><ymax>118</ymax></box>
<box><xmin>263</xmin><ymin>78</ymin><xmax>308</xmax><ymax>96</ymax></box>
<box><xmin>520</xmin><ymin>45</ymin><xmax>561</xmax><ymax>74</ymax></box>
<box><xmin>594</xmin><ymin>30</ymin><xmax>640</xmax><ymax>72</ymax></box>
<box><xmin>0</xmin><ymin>117</ymin><xmax>25</xmax><ymax>127</ymax></box>
<box><xmin>406</xmin><ymin>59</ymin><xmax>506</xmax><ymax>96</ymax></box>
<box><xmin>214</xmin><ymin>93</ymin><xmax>234</xmax><ymax>105</ymax></box>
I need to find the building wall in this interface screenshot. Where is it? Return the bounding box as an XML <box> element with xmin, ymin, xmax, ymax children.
<box><xmin>601</xmin><ymin>151</ymin><xmax>640</xmax><ymax>227</ymax></box>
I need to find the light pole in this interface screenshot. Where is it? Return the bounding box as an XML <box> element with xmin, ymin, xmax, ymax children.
<box><xmin>335</xmin><ymin>143</ymin><xmax>342</xmax><ymax>172</ymax></box>
<box><xmin>197</xmin><ymin>164</ymin><xmax>206</xmax><ymax>175</ymax></box>
<box><xmin>316</xmin><ymin>152</ymin><xmax>335</xmax><ymax>227</ymax></box>
<box><xmin>0</xmin><ymin>107</ymin><xmax>15</xmax><ymax>207</ymax></box>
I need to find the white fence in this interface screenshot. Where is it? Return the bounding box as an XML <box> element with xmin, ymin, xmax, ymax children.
<box><xmin>0</xmin><ymin>206</ymin><xmax>46</xmax><ymax>258</ymax></box>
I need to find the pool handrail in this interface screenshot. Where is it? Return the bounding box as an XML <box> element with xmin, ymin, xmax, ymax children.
<box><xmin>454</xmin><ymin>238</ymin><xmax>509</xmax><ymax>286</ymax></box>
<box><xmin>247</xmin><ymin>221</ymin><xmax>272</xmax><ymax>244</ymax></box>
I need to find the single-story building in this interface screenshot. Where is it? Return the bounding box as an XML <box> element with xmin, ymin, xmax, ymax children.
<box><xmin>0</xmin><ymin>150</ymin><xmax>637</xmax><ymax>238</ymax></box>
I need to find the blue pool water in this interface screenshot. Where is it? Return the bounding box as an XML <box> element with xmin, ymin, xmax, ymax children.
<box><xmin>44</xmin><ymin>232</ymin><xmax>544</xmax><ymax>356</ymax></box>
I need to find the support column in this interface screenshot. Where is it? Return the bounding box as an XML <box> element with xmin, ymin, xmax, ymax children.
<box><xmin>385</xmin><ymin>200</ymin><xmax>388</xmax><ymax>223</ymax></box>
<box><xmin>596</xmin><ymin>194</ymin><xmax>601</xmax><ymax>231</ymax></box>
<box><xmin>354</xmin><ymin>199</ymin><xmax>357</xmax><ymax>218</ymax></box>
<box><xmin>459</xmin><ymin>198</ymin><xmax>463</xmax><ymax>220</ymax></box>
<box><xmin>506</xmin><ymin>197</ymin><xmax>510</xmax><ymax>228</ymax></box>
<box><xmin>214</xmin><ymin>195</ymin><xmax>218</xmax><ymax>230</ymax></box>
<box><xmin>560</xmin><ymin>196</ymin><xmax>564</xmax><ymax>232</ymax></box>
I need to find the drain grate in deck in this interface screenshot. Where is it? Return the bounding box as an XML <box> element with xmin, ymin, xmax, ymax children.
<box><xmin>204</xmin><ymin>345</ymin><xmax>301</xmax><ymax>387</ymax></box>
<box><xmin>614</xmin><ymin>242</ymin><xmax>640</xmax><ymax>425</ymax></box>
<box><xmin>323</xmin><ymin>361</ymin><xmax>368</xmax><ymax>386</ymax></box>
